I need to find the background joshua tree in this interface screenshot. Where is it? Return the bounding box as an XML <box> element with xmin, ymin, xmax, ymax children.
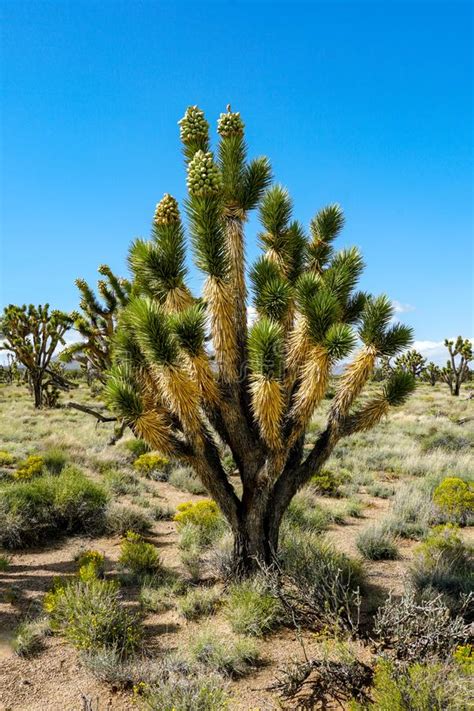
<box><xmin>0</xmin><ymin>304</ymin><xmax>74</xmax><ymax>407</ymax></box>
<box><xmin>105</xmin><ymin>105</ymin><xmax>415</xmax><ymax>574</ymax></box>
<box><xmin>441</xmin><ymin>337</ymin><xmax>472</xmax><ymax>396</ymax></box>
<box><xmin>60</xmin><ymin>265</ymin><xmax>131</xmax><ymax>383</ymax></box>
<box><xmin>422</xmin><ymin>361</ymin><xmax>441</xmax><ymax>386</ymax></box>
<box><xmin>394</xmin><ymin>349</ymin><xmax>426</xmax><ymax>378</ymax></box>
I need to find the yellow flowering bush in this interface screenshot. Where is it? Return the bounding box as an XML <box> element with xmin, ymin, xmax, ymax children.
<box><xmin>14</xmin><ymin>455</ymin><xmax>44</xmax><ymax>480</ymax></box>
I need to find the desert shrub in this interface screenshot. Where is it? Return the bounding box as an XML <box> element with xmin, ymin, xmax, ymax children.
<box><xmin>224</xmin><ymin>577</ymin><xmax>283</xmax><ymax>636</ymax></box>
<box><xmin>103</xmin><ymin>468</ymin><xmax>142</xmax><ymax>495</ymax></box>
<box><xmin>177</xmin><ymin>586</ymin><xmax>221</xmax><ymax>620</ymax></box>
<box><xmin>433</xmin><ymin>477</ymin><xmax>474</xmax><ymax>525</ymax></box>
<box><xmin>119</xmin><ymin>532</ymin><xmax>162</xmax><ymax>581</ymax></box>
<box><xmin>421</xmin><ymin>431</ymin><xmax>471</xmax><ymax>453</ymax></box>
<box><xmin>12</xmin><ymin>617</ymin><xmax>50</xmax><ymax>657</ymax></box>
<box><xmin>151</xmin><ymin>503</ymin><xmax>174</xmax><ymax>520</ymax></box>
<box><xmin>169</xmin><ymin>465</ymin><xmax>206</xmax><ymax>494</ymax></box>
<box><xmin>134</xmin><ymin>452</ymin><xmax>170</xmax><ymax>479</ymax></box>
<box><xmin>310</xmin><ymin>468</ymin><xmax>350</xmax><ymax>496</ymax></box>
<box><xmin>45</xmin><ymin>578</ymin><xmax>142</xmax><ymax>654</ymax></box>
<box><xmin>386</xmin><ymin>483</ymin><xmax>438</xmax><ymax>539</ymax></box>
<box><xmin>105</xmin><ymin>504</ymin><xmax>152</xmax><ymax>536</ymax></box>
<box><xmin>373</xmin><ymin>591</ymin><xmax>470</xmax><ymax>663</ymax></box>
<box><xmin>279</xmin><ymin>528</ymin><xmax>364</xmax><ymax>631</ymax></box>
<box><xmin>0</xmin><ymin>555</ymin><xmax>10</xmax><ymax>571</ymax></box>
<box><xmin>409</xmin><ymin>525</ymin><xmax>474</xmax><ymax>617</ymax></box>
<box><xmin>349</xmin><ymin>658</ymin><xmax>469</xmax><ymax>711</ymax></box>
<box><xmin>143</xmin><ymin>672</ymin><xmax>229</xmax><ymax>711</ymax></box>
<box><xmin>42</xmin><ymin>447</ymin><xmax>68</xmax><ymax>474</ymax></box>
<box><xmin>75</xmin><ymin>550</ymin><xmax>105</xmax><ymax>582</ymax></box>
<box><xmin>344</xmin><ymin>499</ymin><xmax>365</xmax><ymax>518</ymax></box>
<box><xmin>189</xmin><ymin>628</ymin><xmax>259</xmax><ymax>677</ymax></box>
<box><xmin>366</xmin><ymin>483</ymin><xmax>395</xmax><ymax>499</ymax></box>
<box><xmin>140</xmin><ymin>579</ymin><xmax>185</xmax><ymax>613</ymax></box>
<box><xmin>284</xmin><ymin>493</ymin><xmax>332</xmax><ymax>533</ymax></box>
<box><xmin>124</xmin><ymin>438</ymin><xmax>150</xmax><ymax>459</ymax></box>
<box><xmin>180</xmin><ymin>546</ymin><xmax>204</xmax><ymax>582</ymax></box>
<box><xmin>0</xmin><ymin>468</ymin><xmax>108</xmax><ymax>548</ymax></box>
<box><xmin>453</xmin><ymin>644</ymin><xmax>474</xmax><ymax>674</ymax></box>
<box><xmin>273</xmin><ymin>642</ymin><xmax>372</xmax><ymax>709</ymax></box>
<box><xmin>175</xmin><ymin>500</ymin><xmax>226</xmax><ymax>545</ymax></box>
<box><xmin>14</xmin><ymin>454</ymin><xmax>44</xmax><ymax>480</ymax></box>
<box><xmin>0</xmin><ymin>451</ymin><xmax>16</xmax><ymax>466</ymax></box>
<box><xmin>356</xmin><ymin>525</ymin><xmax>398</xmax><ymax>560</ymax></box>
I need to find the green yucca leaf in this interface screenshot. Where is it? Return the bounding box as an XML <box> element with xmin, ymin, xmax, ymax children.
<box><xmin>381</xmin><ymin>323</ymin><xmax>414</xmax><ymax>357</ymax></box>
<box><xmin>343</xmin><ymin>291</ymin><xmax>369</xmax><ymax>324</ymax></box>
<box><xmin>113</xmin><ymin>322</ymin><xmax>147</xmax><ymax>369</ymax></box>
<box><xmin>358</xmin><ymin>295</ymin><xmax>394</xmax><ymax>347</ymax></box>
<box><xmin>125</xmin><ymin>297</ymin><xmax>178</xmax><ymax>366</ymax></box>
<box><xmin>250</xmin><ymin>257</ymin><xmax>281</xmax><ymax>293</ymax></box>
<box><xmin>104</xmin><ymin>365</ymin><xmax>143</xmax><ymax>422</ymax></box>
<box><xmin>97</xmin><ymin>280</ymin><xmax>117</xmax><ymax>313</ymax></box>
<box><xmin>285</xmin><ymin>221</ymin><xmax>308</xmax><ymax>283</ymax></box>
<box><xmin>324</xmin><ymin>323</ymin><xmax>356</xmax><ymax>360</ymax></box>
<box><xmin>218</xmin><ymin>132</ymin><xmax>247</xmax><ymax>206</ymax></box>
<box><xmin>383</xmin><ymin>370</ymin><xmax>416</xmax><ymax>406</ymax></box>
<box><xmin>98</xmin><ymin>264</ymin><xmax>131</xmax><ymax>306</ymax></box>
<box><xmin>310</xmin><ymin>204</ymin><xmax>345</xmax><ymax>243</ymax></box>
<box><xmin>186</xmin><ymin>196</ymin><xmax>229</xmax><ymax>280</ymax></box>
<box><xmin>259</xmin><ymin>185</ymin><xmax>293</xmax><ymax>241</ymax></box>
<box><xmin>241</xmin><ymin>156</ymin><xmax>272</xmax><ymax>212</ymax></box>
<box><xmin>294</xmin><ymin>272</ymin><xmax>321</xmax><ymax>311</ymax></box>
<box><xmin>255</xmin><ymin>277</ymin><xmax>292</xmax><ymax>323</ymax></box>
<box><xmin>303</xmin><ymin>289</ymin><xmax>341</xmax><ymax>344</ymax></box>
<box><xmin>171</xmin><ymin>304</ymin><xmax>207</xmax><ymax>356</ymax></box>
<box><xmin>323</xmin><ymin>247</ymin><xmax>365</xmax><ymax>302</ymax></box>
<box><xmin>128</xmin><ymin>240</ymin><xmax>169</xmax><ymax>302</ymax></box>
<box><xmin>248</xmin><ymin>318</ymin><xmax>283</xmax><ymax>379</ymax></box>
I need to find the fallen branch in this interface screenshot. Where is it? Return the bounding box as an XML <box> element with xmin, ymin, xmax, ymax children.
<box><xmin>66</xmin><ymin>401</ymin><xmax>117</xmax><ymax>423</ymax></box>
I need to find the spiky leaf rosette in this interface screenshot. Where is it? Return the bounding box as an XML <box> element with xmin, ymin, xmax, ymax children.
<box><xmin>307</xmin><ymin>204</ymin><xmax>345</xmax><ymax>272</ymax></box>
<box><xmin>330</xmin><ymin>297</ymin><xmax>413</xmax><ymax>423</ymax></box>
<box><xmin>346</xmin><ymin>370</ymin><xmax>416</xmax><ymax>433</ymax></box>
<box><xmin>249</xmin><ymin>318</ymin><xmax>284</xmax><ymax>447</ymax></box>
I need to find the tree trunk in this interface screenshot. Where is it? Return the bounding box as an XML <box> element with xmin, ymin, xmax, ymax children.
<box><xmin>32</xmin><ymin>376</ymin><xmax>43</xmax><ymax>408</ymax></box>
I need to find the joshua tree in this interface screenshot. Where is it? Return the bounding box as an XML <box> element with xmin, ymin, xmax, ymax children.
<box><xmin>394</xmin><ymin>349</ymin><xmax>426</xmax><ymax>378</ymax></box>
<box><xmin>105</xmin><ymin>106</ymin><xmax>415</xmax><ymax>574</ymax></box>
<box><xmin>0</xmin><ymin>304</ymin><xmax>74</xmax><ymax>407</ymax></box>
<box><xmin>60</xmin><ymin>265</ymin><xmax>131</xmax><ymax>383</ymax></box>
<box><xmin>422</xmin><ymin>361</ymin><xmax>441</xmax><ymax>386</ymax></box>
<box><xmin>441</xmin><ymin>337</ymin><xmax>472</xmax><ymax>396</ymax></box>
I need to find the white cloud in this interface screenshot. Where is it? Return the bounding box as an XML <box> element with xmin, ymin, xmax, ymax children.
<box><xmin>413</xmin><ymin>338</ymin><xmax>473</xmax><ymax>365</ymax></box>
<box><xmin>392</xmin><ymin>300</ymin><xmax>415</xmax><ymax>314</ymax></box>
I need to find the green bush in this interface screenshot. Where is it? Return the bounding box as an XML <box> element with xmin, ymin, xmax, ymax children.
<box><xmin>356</xmin><ymin>525</ymin><xmax>398</xmax><ymax>560</ymax></box>
<box><xmin>45</xmin><ymin>578</ymin><xmax>142</xmax><ymax>654</ymax></box>
<box><xmin>350</xmin><ymin>658</ymin><xmax>469</xmax><ymax>710</ymax></box>
<box><xmin>169</xmin><ymin>465</ymin><xmax>206</xmax><ymax>494</ymax></box>
<box><xmin>280</xmin><ymin>528</ymin><xmax>364</xmax><ymax>630</ymax></box>
<box><xmin>189</xmin><ymin>628</ymin><xmax>259</xmax><ymax>677</ymax></box>
<box><xmin>177</xmin><ymin>586</ymin><xmax>221</xmax><ymax>620</ymax></box>
<box><xmin>0</xmin><ymin>451</ymin><xmax>16</xmax><ymax>467</ymax></box>
<box><xmin>0</xmin><ymin>555</ymin><xmax>10</xmax><ymax>571</ymax></box>
<box><xmin>409</xmin><ymin>525</ymin><xmax>474</xmax><ymax>616</ymax></box>
<box><xmin>134</xmin><ymin>452</ymin><xmax>170</xmax><ymax>478</ymax></box>
<box><xmin>310</xmin><ymin>468</ymin><xmax>350</xmax><ymax>496</ymax></box>
<box><xmin>152</xmin><ymin>503</ymin><xmax>174</xmax><ymax>521</ymax></box>
<box><xmin>175</xmin><ymin>500</ymin><xmax>226</xmax><ymax>546</ymax></box>
<box><xmin>143</xmin><ymin>673</ymin><xmax>229</xmax><ymax>711</ymax></box>
<box><xmin>140</xmin><ymin>579</ymin><xmax>185</xmax><ymax>613</ymax></box>
<box><xmin>105</xmin><ymin>504</ymin><xmax>153</xmax><ymax>536</ymax></box>
<box><xmin>124</xmin><ymin>438</ymin><xmax>150</xmax><ymax>459</ymax></box>
<box><xmin>119</xmin><ymin>532</ymin><xmax>162</xmax><ymax>580</ymax></box>
<box><xmin>42</xmin><ymin>447</ymin><xmax>68</xmax><ymax>475</ymax></box>
<box><xmin>284</xmin><ymin>493</ymin><xmax>332</xmax><ymax>533</ymax></box>
<box><xmin>421</xmin><ymin>432</ymin><xmax>472</xmax><ymax>453</ymax></box>
<box><xmin>12</xmin><ymin>617</ymin><xmax>50</xmax><ymax>657</ymax></box>
<box><xmin>14</xmin><ymin>454</ymin><xmax>44</xmax><ymax>480</ymax></box>
<box><xmin>0</xmin><ymin>467</ymin><xmax>108</xmax><ymax>548</ymax></box>
<box><xmin>433</xmin><ymin>477</ymin><xmax>474</xmax><ymax>525</ymax></box>
<box><xmin>180</xmin><ymin>544</ymin><xmax>203</xmax><ymax>582</ymax></box>
<box><xmin>224</xmin><ymin>577</ymin><xmax>282</xmax><ymax>636</ymax></box>
<box><xmin>75</xmin><ymin>549</ymin><xmax>105</xmax><ymax>582</ymax></box>
<box><xmin>103</xmin><ymin>468</ymin><xmax>142</xmax><ymax>495</ymax></box>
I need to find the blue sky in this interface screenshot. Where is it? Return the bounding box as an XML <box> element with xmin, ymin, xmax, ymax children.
<box><xmin>1</xmin><ymin>0</ymin><xmax>472</xmax><ymax>362</ymax></box>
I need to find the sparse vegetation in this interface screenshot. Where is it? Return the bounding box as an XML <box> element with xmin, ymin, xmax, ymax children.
<box><xmin>356</xmin><ymin>525</ymin><xmax>398</xmax><ymax>560</ymax></box>
<box><xmin>224</xmin><ymin>577</ymin><xmax>283</xmax><ymax>636</ymax></box>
